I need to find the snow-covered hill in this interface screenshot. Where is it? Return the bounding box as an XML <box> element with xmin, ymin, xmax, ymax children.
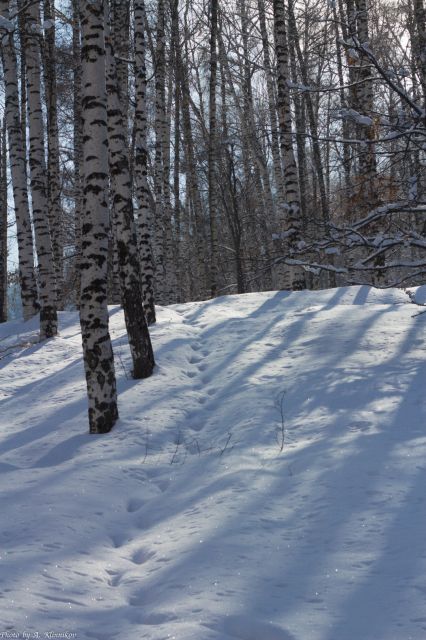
<box><xmin>1</xmin><ymin>286</ymin><xmax>426</xmax><ymax>640</ymax></box>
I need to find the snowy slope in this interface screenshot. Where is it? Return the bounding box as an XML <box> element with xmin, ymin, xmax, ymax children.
<box><xmin>1</xmin><ymin>286</ymin><xmax>426</xmax><ymax>640</ymax></box>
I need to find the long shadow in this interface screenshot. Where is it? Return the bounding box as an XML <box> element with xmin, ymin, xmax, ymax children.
<box><xmin>86</xmin><ymin>292</ymin><xmax>425</xmax><ymax>638</ymax></box>
<box><xmin>2</xmin><ymin>288</ymin><xmax>423</xmax><ymax>638</ymax></box>
<box><xmin>203</xmin><ymin>303</ymin><xmax>426</xmax><ymax>638</ymax></box>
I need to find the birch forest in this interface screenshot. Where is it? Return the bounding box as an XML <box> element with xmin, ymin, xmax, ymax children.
<box><xmin>0</xmin><ymin>0</ymin><xmax>425</xmax><ymax>431</ymax></box>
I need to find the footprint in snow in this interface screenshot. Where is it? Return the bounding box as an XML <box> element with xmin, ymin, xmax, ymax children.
<box><xmin>105</xmin><ymin>569</ymin><xmax>123</xmax><ymax>587</ymax></box>
<box><xmin>131</xmin><ymin>548</ymin><xmax>156</xmax><ymax>565</ymax></box>
<box><xmin>126</xmin><ymin>497</ymin><xmax>144</xmax><ymax>513</ymax></box>
<box><xmin>109</xmin><ymin>532</ymin><xmax>132</xmax><ymax>548</ymax></box>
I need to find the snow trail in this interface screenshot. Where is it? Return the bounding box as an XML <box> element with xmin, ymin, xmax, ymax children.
<box><xmin>0</xmin><ymin>286</ymin><xmax>426</xmax><ymax>639</ymax></box>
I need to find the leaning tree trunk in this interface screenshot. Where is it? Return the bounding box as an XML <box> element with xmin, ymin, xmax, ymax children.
<box><xmin>134</xmin><ymin>0</ymin><xmax>156</xmax><ymax>324</ymax></box>
<box><xmin>22</xmin><ymin>0</ymin><xmax>58</xmax><ymax>337</ymax></box>
<box><xmin>272</xmin><ymin>0</ymin><xmax>305</xmax><ymax>291</ymax></box>
<box><xmin>79</xmin><ymin>0</ymin><xmax>118</xmax><ymax>434</ymax></box>
<box><xmin>0</xmin><ymin>0</ymin><xmax>39</xmax><ymax>320</ymax></box>
<box><xmin>106</xmin><ymin>16</ymin><xmax>155</xmax><ymax>379</ymax></box>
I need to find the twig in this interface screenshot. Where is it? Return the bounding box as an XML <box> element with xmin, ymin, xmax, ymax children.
<box><xmin>219</xmin><ymin>433</ymin><xmax>232</xmax><ymax>456</ymax></box>
<box><xmin>276</xmin><ymin>391</ymin><xmax>286</xmax><ymax>452</ymax></box>
<box><xmin>170</xmin><ymin>431</ymin><xmax>183</xmax><ymax>464</ymax></box>
<box><xmin>116</xmin><ymin>345</ymin><xmax>130</xmax><ymax>380</ymax></box>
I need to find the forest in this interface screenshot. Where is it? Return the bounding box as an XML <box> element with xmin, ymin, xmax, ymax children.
<box><xmin>0</xmin><ymin>0</ymin><xmax>425</xmax><ymax>431</ymax></box>
<box><xmin>1</xmin><ymin>2</ymin><xmax>426</xmax><ymax>636</ymax></box>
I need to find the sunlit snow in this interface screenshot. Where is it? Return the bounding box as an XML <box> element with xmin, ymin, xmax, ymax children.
<box><xmin>0</xmin><ymin>286</ymin><xmax>425</xmax><ymax>640</ymax></box>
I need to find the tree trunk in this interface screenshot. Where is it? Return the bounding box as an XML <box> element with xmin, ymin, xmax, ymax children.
<box><xmin>153</xmin><ymin>0</ymin><xmax>167</xmax><ymax>305</ymax></box>
<box><xmin>0</xmin><ymin>120</ymin><xmax>6</xmax><ymax>323</ymax></box>
<box><xmin>208</xmin><ymin>0</ymin><xmax>219</xmax><ymax>297</ymax></box>
<box><xmin>43</xmin><ymin>0</ymin><xmax>64</xmax><ymax>305</ymax></box>
<box><xmin>106</xmin><ymin>13</ymin><xmax>155</xmax><ymax>379</ymax></box>
<box><xmin>22</xmin><ymin>0</ymin><xmax>58</xmax><ymax>337</ymax></box>
<box><xmin>0</xmin><ymin>0</ymin><xmax>39</xmax><ymax>320</ymax></box>
<box><xmin>134</xmin><ymin>0</ymin><xmax>156</xmax><ymax>323</ymax></box>
<box><xmin>272</xmin><ymin>0</ymin><xmax>305</xmax><ymax>290</ymax></box>
<box><xmin>257</xmin><ymin>0</ymin><xmax>284</xmax><ymax>200</ymax></box>
<box><xmin>79</xmin><ymin>0</ymin><xmax>118</xmax><ymax>433</ymax></box>
<box><xmin>72</xmin><ymin>0</ymin><xmax>83</xmax><ymax>306</ymax></box>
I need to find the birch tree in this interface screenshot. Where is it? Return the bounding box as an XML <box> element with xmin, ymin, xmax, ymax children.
<box><xmin>0</xmin><ymin>0</ymin><xmax>38</xmax><ymax>320</ymax></box>
<box><xmin>22</xmin><ymin>0</ymin><xmax>58</xmax><ymax>338</ymax></box>
<box><xmin>79</xmin><ymin>0</ymin><xmax>118</xmax><ymax>433</ymax></box>
<box><xmin>272</xmin><ymin>0</ymin><xmax>305</xmax><ymax>290</ymax></box>
<box><xmin>106</xmin><ymin>11</ymin><xmax>155</xmax><ymax>379</ymax></box>
<box><xmin>134</xmin><ymin>0</ymin><xmax>156</xmax><ymax>323</ymax></box>
<box><xmin>43</xmin><ymin>0</ymin><xmax>63</xmax><ymax>303</ymax></box>
<box><xmin>0</xmin><ymin>121</ymin><xmax>6</xmax><ymax>323</ymax></box>
<box><xmin>208</xmin><ymin>0</ymin><xmax>219</xmax><ymax>297</ymax></box>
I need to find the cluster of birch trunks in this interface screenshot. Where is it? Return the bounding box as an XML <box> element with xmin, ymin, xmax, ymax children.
<box><xmin>0</xmin><ymin>0</ymin><xmax>425</xmax><ymax>430</ymax></box>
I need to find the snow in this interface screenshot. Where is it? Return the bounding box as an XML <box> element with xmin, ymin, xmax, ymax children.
<box><xmin>338</xmin><ymin>108</ymin><xmax>373</xmax><ymax>127</ymax></box>
<box><xmin>0</xmin><ymin>15</ymin><xmax>14</xmax><ymax>32</ymax></box>
<box><xmin>1</xmin><ymin>286</ymin><xmax>426</xmax><ymax>640</ymax></box>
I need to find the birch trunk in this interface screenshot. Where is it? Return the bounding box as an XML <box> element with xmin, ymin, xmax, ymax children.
<box><xmin>23</xmin><ymin>0</ymin><xmax>58</xmax><ymax>337</ymax></box>
<box><xmin>106</xmin><ymin>17</ymin><xmax>155</xmax><ymax>379</ymax></box>
<box><xmin>43</xmin><ymin>0</ymin><xmax>63</xmax><ymax>304</ymax></box>
<box><xmin>0</xmin><ymin>0</ymin><xmax>38</xmax><ymax>319</ymax></box>
<box><xmin>79</xmin><ymin>0</ymin><xmax>118</xmax><ymax>433</ymax></box>
<box><xmin>153</xmin><ymin>0</ymin><xmax>167</xmax><ymax>304</ymax></box>
<box><xmin>257</xmin><ymin>0</ymin><xmax>284</xmax><ymax>199</ymax></box>
<box><xmin>208</xmin><ymin>0</ymin><xmax>219</xmax><ymax>297</ymax></box>
<box><xmin>413</xmin><ymin>0</ymin><xmax>426</xmax><ymax>115</ymax></box>
<box><xmin>0</xmin><ymin>121</ymin><xmax>6</xmax><ymax>323</ymax></box>
<box><xmin>272</xmin><ymin>0</ymin><xmax>305</xmax><ymax>290</ymax></box>
<box><xmin>134</xmin><ymin>0</ymin><xmax>156</xmax><ymax>323</ymax></box>
<box><xmin>111</xmin><ymin>0</ymin><xmax>130</xmax><ymax>132</ymax></box>
<box><xmin>72</xmin><ymin>0</ymin><xmax>83</xmax><ymax>305</ymax></box>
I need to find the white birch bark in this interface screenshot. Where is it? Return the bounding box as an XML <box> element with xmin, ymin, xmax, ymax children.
<box><xmin>106</xmin><ymin>15</ymin><xmax>155</xmax><ymax>379</ymax></box>
<box><xmin>0</xmin><ymin>0</ymin><xmax>38</xmax><ymax>320</ymax></box>
<box><xmin>134</xmin><ymin>0</ymin><xmax>156</xmax><ymax>323</ymax></box>
<box><xmin>208</xmin><ymin>0</ymin><xmax>219</xmax><ymax>297</ymax></box>
<box><xmin>257</xmin><ymin>0</ymin><xmax>284</xmax><ymax>198</ymax></box>
<box><xmin>72</xmin><ymin>0</ymin><xmax>83</xmax><ymax>305</ymax></box>
<box><xmin>23</xmin><ymin>0</ymin><xmax>58</xmax><ymax>336</ymax></box>
<box><xmin>153</xmin><ymin>0</ymin><xmax>167</xmax><ymax>305</ymax></box>
<box><xmin>43</xmin><ymin>0</ymin><xmax>63</xmax><ymax>304</ymax></box>
<box><xmin>272</xmin><ymin>0</ymin><xmax>305</xmax><ymax>291</ymax></box>
<box><xmin>79</xmin><ymin>0</ymin><xmax>118</xmax><ymax>433</ymax></box>
<box><xmin>0</xmin><ymin>120</ymin><xmax>6</xmax><ymax>323</ymax></box>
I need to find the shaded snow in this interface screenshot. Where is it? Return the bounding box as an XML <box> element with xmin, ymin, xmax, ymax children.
<box><xmin>0</xmin><ymin>285</ymin><xmax>426</xmax><ymax>639</ymax></box>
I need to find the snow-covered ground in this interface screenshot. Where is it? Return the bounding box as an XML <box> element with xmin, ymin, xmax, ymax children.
<box><xmin>1</xmin><ymin>285</ymin><xmax>426</xmax><ymax>640</ymax></box>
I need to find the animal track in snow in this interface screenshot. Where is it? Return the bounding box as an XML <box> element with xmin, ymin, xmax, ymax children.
<box><xmin>126</xmin><ymin>497</ymin><xmax>144</xmax><ymax>513</ymax></box>
<box><xmin>131</xmin><ymin>547</ymin><xmax>156</xmax><ymax>565</ymax></box>
<box><xmin>105</xmin><ymin>569</ymin><xmax>123</xmax><ymax>587</ymax></box>
<box><xmin>109</xmin><ymin>532</ymin><xmax>132</xmax><ymax>549</ymax></box>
